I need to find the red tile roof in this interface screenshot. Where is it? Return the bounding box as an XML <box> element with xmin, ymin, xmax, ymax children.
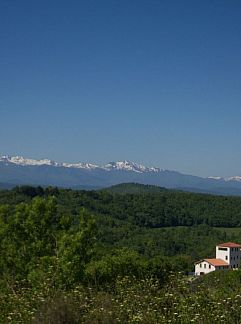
<box><xmin>195</xmin><ymin>258</ymin><xmax>229</xmax><ymax>266</ymax></box>
<box><xmin>204</xmin><ymin>258</ymin><xmax>229</xmax><ymax>267</ymax></box>
<box><xmin>217</xmin><ymin>242</ymin><xmax>241</xmax><ymax>248</ymax></box>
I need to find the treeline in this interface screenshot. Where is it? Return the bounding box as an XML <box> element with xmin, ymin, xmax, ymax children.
<box><xmin>2</xmin><ymin>183</ymin><xmax>241</xmax><ymax>227</ymax></box>
<box><xmin>1</xmin><ymin>184</ymin><xmax>241</xmax><ymax>265</ymax></box>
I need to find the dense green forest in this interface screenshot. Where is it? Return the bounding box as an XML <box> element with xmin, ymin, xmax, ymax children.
<box><xmin>1</xmin><ymin>184</ymin><xmax>241</xmax><ymax>322</ymax></box>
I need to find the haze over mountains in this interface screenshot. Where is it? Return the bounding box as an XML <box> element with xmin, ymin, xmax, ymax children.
<box><xmin>1</xmin><ymin>155</ymin><xmax>241</xmax><ymax>196</ymax></box>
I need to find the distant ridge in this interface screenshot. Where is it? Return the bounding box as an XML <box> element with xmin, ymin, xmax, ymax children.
<box><xmin>1</xmin><ymin>155</ymin><xmax>241</xmax><ymax>196</ymax></box>
<box><xmin>0</xmin><ymin>156</ymin><xmax>162</xmax><ymax>173</ymax></box>
<box><xmin>101</xmin><ymin>183</ymin><xmax>167</xmax><ymax>194</ymax></box>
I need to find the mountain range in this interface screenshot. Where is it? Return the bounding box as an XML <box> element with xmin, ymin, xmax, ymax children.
<box><xmin>1</xmin><ymin>155</ymin><xmax>241</xmax><ymax>195</ymax></box>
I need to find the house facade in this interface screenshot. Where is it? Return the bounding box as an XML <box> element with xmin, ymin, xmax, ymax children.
<box><xmin>216</xmin><ymin>242</ymin><xmax>241</xmax><ymax>269</ymax></box>
<box><xmin>195</xmin><ymin>242</ymin><xmax>241</xmax><ymax>276</ymax></box>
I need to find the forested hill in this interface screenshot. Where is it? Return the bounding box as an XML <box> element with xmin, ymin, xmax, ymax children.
<box><xmin>1</xmin><ymin>183</ymin><xmax>241</xmax><ymax>227</ymax></box>
<box><xmin>104</xmin><ymin>182</ymin><xmax>241</xmax><ymax>196</ymax></box>
<box><xmin>101</xmin><ymin>182</ymin><xmax>167</xmax><ymax>194</ymax></box>
<box><xmin>2</xmin><ymin>184</ymin><xmax>241</xmax><ymax>321</ymax></box>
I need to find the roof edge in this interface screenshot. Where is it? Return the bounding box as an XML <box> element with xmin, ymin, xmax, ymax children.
<box><xmin>195</xmin><ymin>258</ymin><xmax>229</xmax><ymax>266</ymax></box>
<box><xmin>217</xmin><ymin>242</ymin><xmax>241</xmax><ymax>248</ymax></box>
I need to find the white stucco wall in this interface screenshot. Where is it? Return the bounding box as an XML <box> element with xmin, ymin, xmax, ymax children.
<box><xmin>216</xmin><ymin>246</ymin><xmax>229</xmax><ymax>263</ymax></box>
<box><xmin>216</xmin><ymin>246</ymin><xmax>241</xmax><ymax>268</ymax></box>
<box><xmin>195</xmin><ymin>261</ymin><xmax>215</xmax><ymax>276</ymax></box>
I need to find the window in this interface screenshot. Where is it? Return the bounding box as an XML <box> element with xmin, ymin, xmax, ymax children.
<box><xmin>225</xmin><ymin>256</ymin><xmax>228</xmax><ymax>260</ymax></box>
<box><xmin>200</xmin><ymin>264</ymin><xmax>202</xmax><ymax>268</ymax></box>
<box><xmin>209</xmin><ymin>265</ymin><xmax>211</xmax><ymax>269</ymax></box>
<box><xmin>218</xmin><ymin>247</ymin><xmax>228</xmax><ymax>251</ymax></box>
<box><xmin>204</xmin><ymin>264</ymin><xmax>206</xmax><ymax>269</ymax></box>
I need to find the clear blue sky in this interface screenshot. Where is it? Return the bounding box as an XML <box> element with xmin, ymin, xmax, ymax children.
<box><xmin>1</xmin><ymin>0</ymin><xmax>241</xmax><ymax>177</ymax></box>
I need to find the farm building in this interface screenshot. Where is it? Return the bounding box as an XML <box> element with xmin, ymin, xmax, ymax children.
<box><xmin>195</xmin><ymin>242</ymin><xmax>241</xmax><ymax>276</ymax></box>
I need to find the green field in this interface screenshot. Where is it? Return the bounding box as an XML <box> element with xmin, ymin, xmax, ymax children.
<box><xmin>215</xmin><ymin>227</ymin><xmax>241</xmax><ymax>236</ymax></box>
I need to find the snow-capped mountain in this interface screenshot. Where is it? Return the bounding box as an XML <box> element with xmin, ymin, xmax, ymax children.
<box><xmin>0</xmin><ymin>155</ymin><xmax>59</xmax><ymax>167</ymax></box>
<box><xmin>104</xmin><ymin>161</ymin><xmax>161</xmax><ymax>173</ymax></box>
<box><xmin>1</xmin><ymin>155</ymin><xmax>241</xmax><ymax>196</ymax></box>
<box><xmin>0</xmin><ymin>156</ymin><xmax>163</xmax><ymax>173</ymax></box>
<box><xmin>207</xmin><ymin>176</ymin><xmax>223</xmax><ymax>180</ymax></box>
<box><xmin>0</xmin><ymin>155</ymin><xmax>99</xmax><ymax>169</ymax></box>
<box><xmin>226</xmin><ymin>176</ymin><xmax>241</xmax><ymax>183</ymax></box>
<box><xmin>208</xmin><ymin>175</ymin><xmax>241</xmax><ymax>183</ymax></box>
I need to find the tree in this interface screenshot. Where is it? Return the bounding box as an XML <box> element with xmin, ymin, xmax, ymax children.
<box><xmin>0</xmin><ymin>198</ymin><xmax>96</xmax><ymax>288</ymax></box>
<box><xmin>58</xmin><ymin>208</ymin><xmax>97</xmax><ymax>287</ymax></box>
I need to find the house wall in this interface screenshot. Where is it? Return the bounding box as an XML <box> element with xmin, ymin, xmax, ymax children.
<box><xmin>215</xmin><ymin>265</ymin><xmax>229</xmax><ymax>271</ymax></box>
<box><xmin>229</xmin><ymin>248</ymin><xmax>241</xmax><ymax>268</ymax></box>
<box><xmin>216</xmin><ymin>246</ymin><xmax>229</xmax><ymax>263</ymax></box>
<box><xmin>195</xmin><ymin>262</ymin><xmax>215</xmax><ymax>276</ymax></box>
<box><xmin>216</xmin><ymin>246</ymin><xmax>241</xmax><ymax>268</ymax></box>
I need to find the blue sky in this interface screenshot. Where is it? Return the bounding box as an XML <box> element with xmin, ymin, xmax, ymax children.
<box><xmin>1</xmin><ymin>0</ymin><xmax>241</xmax><ymax>177</ymax></box>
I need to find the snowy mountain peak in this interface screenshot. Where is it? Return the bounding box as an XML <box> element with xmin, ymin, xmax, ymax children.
<box><xmin>207</xmin><ymin>176</ymin><xmax>241</xmax><ymax>183</ymax></box>
<box><xmin>62</xmin><ymin>162</ymin><xmax>99</xmax><ymax>169</ymax></box>
<box><xmin>0</xmin><ymin>155</ymin><xmax>162</xmax><ymax>173</ymax></box>
<box><xmin>207</xmin><ymin>176</ymin><xmax>224</xmax><ymax>180</ymax></box>
<box><xmin>226</xmin><ymin>176</ymin><xmax>241</xmax><ymax>182</ymax></box>
<box><xmin>1</xmin><ymin>154</ymin><xmax>241</xmax><ymax>195</ymax></box>
<box><xmin>0</xmin><ymin>155</ymin><xmax>100</xmax><ymax>170</ymax></box>
<box><xmin>104</xmin><ymin>160</ymin><xmax>161</xmax><ymax>173</ymax></box>
<box><xmin>1</xmin><ymin>155</ymin><xmax>240</xmax><ymax>184</ymax></box>
<box><xmin>0</xmin><ymin>155</ymin><xmax>59</xmax><ymax>167</ymax></box>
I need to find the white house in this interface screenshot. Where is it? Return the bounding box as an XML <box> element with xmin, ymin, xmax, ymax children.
<box><xmin>216</xmin><ymin>242</ymin><xmax>241</xmax><ymax>269</ymax></box>
<box><xmin>195</xmin><ymin>242</ymin><xmax>241</xmax><ymax>276</ymax></box>
<box><xmin>195</xmin><ymin>258</ymin><xmax>229</xmax><ymax>276</ymax></box>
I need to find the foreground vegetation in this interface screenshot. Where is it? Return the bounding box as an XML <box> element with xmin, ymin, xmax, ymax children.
<box><xmin>2</xmin><ymin>271</ymin><xmax>241</xmax><ymax>323</ymax></box>
<box><xmin>1</xmin><ymin>184</ymin><xmax>241</xmax><ymax>322</ymax></box>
